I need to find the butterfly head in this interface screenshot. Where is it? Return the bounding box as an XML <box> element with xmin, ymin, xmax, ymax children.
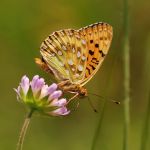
<box><xmin>78</xmin><ymin>86</ymin><xmax>88</xmax><ymax>98</ymax></box>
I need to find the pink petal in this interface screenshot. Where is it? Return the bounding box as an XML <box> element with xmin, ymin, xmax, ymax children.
<box><xmin>39</xmin><ymin>85</ymin><xmax>49</xmax><ymax>99</ymax></box>
<box><xmin>47</xmin><ymin>83</ymin><xmax>58</xmax><ymax>95</ymax></box>
<box><xmin>30</xmin><ymin>75</ymin><xmax>45</xmax><ymax>97</ymax></box>
<box><xmin>20</xmin><ymin>75</ymin><xmax>30</xmax><ymax>96</ymax></box>
<box><xmin>50</xmin><ymin>107</ymin><xmax>70</xmax><ymax>116</ymax></box>
<box><xmin>50</xmin><ymin>98</ymin><xmax>67</xmax><ymax>107</ymax></box>
<box><xmin>49</xmin><ymin>90</ymin><xmax>62</xmax><ymax>100</ymax></box>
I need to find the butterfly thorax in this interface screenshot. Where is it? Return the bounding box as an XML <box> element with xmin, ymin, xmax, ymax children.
<box><xmin>58</xmin><ymin>80</ymin><xmax>87</xmax><ymax>97</ymax></box>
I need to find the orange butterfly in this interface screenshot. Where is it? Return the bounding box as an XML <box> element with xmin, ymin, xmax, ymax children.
<box><xmin>36</xmin><ymin>22</ymin><xmax>113</xmax><ymax>101</ymax></box>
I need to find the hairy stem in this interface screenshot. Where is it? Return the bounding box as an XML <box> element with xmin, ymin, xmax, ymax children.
<box><xmin>16</xmin><ymin>109</ymin><xmax>34</xmax><ymax>150</ymax></box>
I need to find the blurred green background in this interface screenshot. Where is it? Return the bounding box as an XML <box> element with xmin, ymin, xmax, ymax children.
<box><xmin>0</xmin><ymin>0</ymin><xmax>150</xmax><ymax>150</ymax></box>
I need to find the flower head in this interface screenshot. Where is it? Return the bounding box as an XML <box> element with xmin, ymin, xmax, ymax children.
<box><xmin>14</xmin><ymin>75</ymin><xmax>70</xmax><ymax>116</ymax></box>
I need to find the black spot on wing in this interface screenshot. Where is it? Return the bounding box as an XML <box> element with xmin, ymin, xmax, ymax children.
<box><xmin>91</xmin><ymin>58</ymin><xmax>99</xmax><ymax>64</ymax></box>
<box><xmin>89</xmin><ymin>64</ymin><xmax>96</xmax><ymax>70</ymax></box>
<box><xmin>54</xmin><ymin>32</ymin><xmax>59</xmax><ymax>37</ymax></box>
<box><xmin>99</xmin><ymin>50</ymin><xmax>106</xmax><ymax>57</ymax></box>
<box><xmin>95</xmin><ymin>44</ymin><xmax>99</xmax><ymax>48</ymax></box>
<box><xmin>90</xmin><ymin>40</ymin><xmax>93</xmax><ymax>43</ymax></box>
<box><xmin>89</xmin><ymin>50</ymin><xmax>94</xmax><ymax>55</ymax></box>
<box><xmin>43</xmin><ymin>40</ymin><xmax>47</xmax><ymax>46</ymax></box>
<box><xmin>86</xmin><ymin>67</ymin><xmax>91</xmax><ymax>75</ymax></box>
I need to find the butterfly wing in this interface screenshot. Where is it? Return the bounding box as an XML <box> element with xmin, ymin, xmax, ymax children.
<box><xmin>78</xmin><ymin>22</ymin><xmax>113</xmax><ymax>86</ymax></box>
<box><xmin>40</xmin><ymin>22</ymin><xmax>113</xmax><ymax>86</ymax></box>
<box><xmin>40</xmin><ymin>29</ymin><xmax>88</xmax><ymax>83</ymax></box>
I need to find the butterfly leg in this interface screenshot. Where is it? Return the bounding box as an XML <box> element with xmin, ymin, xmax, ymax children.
<box><xmin>67</xmin><ymin>93</ymin><xmax>79</xmax><ymax>105</ymax></box>
<box><xmin>71</xmin><ymin>99</ymin><xmax>80</xmax><ymax>111</ymax></box>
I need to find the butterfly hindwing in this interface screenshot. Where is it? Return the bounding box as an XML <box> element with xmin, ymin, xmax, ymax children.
<box><xmin>40</xmin><ymin>33</ymin><xmax>68</xmax><ymax>81</ymax></box>
<box><xmin>40</xmin><ymin>29</ymin><xmax>88</xmax><ymax>83</ymax></box>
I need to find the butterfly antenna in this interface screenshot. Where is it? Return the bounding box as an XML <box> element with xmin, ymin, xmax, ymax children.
<box><xmin>87</xmin><ymin>96</ymin><xmax>98</xmax><ymax>113</ymax></box>
<box><xmin>88</xmin><ymin>93</ymin><xmax>120</xmax><ymax>105</ymax></box>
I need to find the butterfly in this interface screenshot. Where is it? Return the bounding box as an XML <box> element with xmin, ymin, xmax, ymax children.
<box><xmin>35</xmin><ymin>22</ymin><xmax>113</xmax><ymax>101</ymax></box>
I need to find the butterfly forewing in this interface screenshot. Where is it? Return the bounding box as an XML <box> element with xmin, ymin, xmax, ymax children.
<box><xmin>78</xmin><ymin>22</ymin><xmax>113</xmax><ymax>86</ymax></box>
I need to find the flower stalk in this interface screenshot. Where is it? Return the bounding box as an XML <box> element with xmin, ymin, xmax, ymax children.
<box><xmin>17</xmin><ymin>109</ymin><xmax>34</xmax><ymax>150</ymax></box>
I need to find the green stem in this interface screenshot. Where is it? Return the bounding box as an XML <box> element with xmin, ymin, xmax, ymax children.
<box><xmin>140</xmin><ymin>34</ymin><xmax>150</xmax><ymax>150</ymax></box>
<box><xmin>140</xmin><ymin>91</ymin><xmax>150</xmax><ymax>150</ymax></box>
<box><xmin>122</xmin><ymin>0</ymin><xmax>130</xmax><ymax>149</ymax></box>
<box><xmin>16</xmin><ymin>109</ymin><xmax>34</xmax><ymax>150</ymax></box>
